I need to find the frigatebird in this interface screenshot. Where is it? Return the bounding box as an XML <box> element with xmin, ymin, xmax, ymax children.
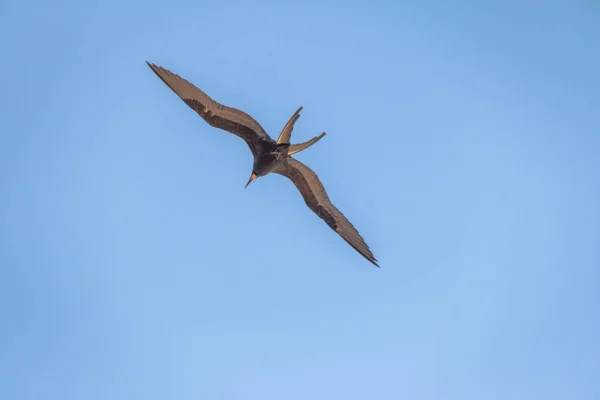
<box><xmin>147</xmin><ymin>62</ymin><xmax>378</xmax><ymax>267</ymax></box>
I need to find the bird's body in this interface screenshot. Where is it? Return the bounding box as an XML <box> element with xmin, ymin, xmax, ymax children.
<box><xmin>147</xmin><ymin>62</ymin><xmax>378</xmax><ymax>267</ymax></box>
<box><xmin>252</xmin><ymin>141</ymin><xmax>289</xmax><ymax>177</ymax></box>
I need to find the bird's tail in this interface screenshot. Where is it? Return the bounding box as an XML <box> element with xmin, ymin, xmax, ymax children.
<box><xmin>277</xmin><ymin>106</ymin><xmax>303</xmax><ymax>144</ymax></box>
<box><xmin>277</xmin><ymin>106</ymin><xmax>326</xmax><ymax>155</ymax></box>
<box><xmin>288</xmin><ymin>132</ymin><xmax>327</xmax><ymax>155</ymax></box>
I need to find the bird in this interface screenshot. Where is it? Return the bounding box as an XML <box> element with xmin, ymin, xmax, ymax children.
<box><xmin>146</xmin><ymin>62</ymin><xmax>378</xmax><ymax>267</ymax></box>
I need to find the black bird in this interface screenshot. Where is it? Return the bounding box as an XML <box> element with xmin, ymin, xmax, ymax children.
<box><xmin>147</xmin><ymin>62</ymin><xmax>378</xmax><ymax>267</ymax></box>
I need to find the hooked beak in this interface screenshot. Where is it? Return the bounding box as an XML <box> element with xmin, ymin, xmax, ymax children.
<box><xmin>245</xmin><ymin>173</ymin><xmax>257</xmax><ymax>189</ymax></box>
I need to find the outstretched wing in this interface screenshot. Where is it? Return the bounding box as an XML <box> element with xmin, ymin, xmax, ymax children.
<box><xmin>275</xmin><ymin>158</ymin><xmax>378</xmax><ymax>267</ymax></box>
<box><xmin>147</xmin><ymin>62</ymin><xmax>273</xmax><ymax>155</ymax></box>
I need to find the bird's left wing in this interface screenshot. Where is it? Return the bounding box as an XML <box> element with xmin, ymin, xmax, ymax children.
<box><xmin>275</xmin><ymin>158</ymin><xmax>378</xmax><ymax>267</ymax></box>
<box><xmin>147</xmin><ymin>62</ymin><xmax>273</xmax><ymax>155</ymax></box>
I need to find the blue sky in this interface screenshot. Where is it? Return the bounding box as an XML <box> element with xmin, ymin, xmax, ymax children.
<box><xmin>1</xmin><ymin>0</ymin><xmax>599</xmax><ymax>399</ymax></box>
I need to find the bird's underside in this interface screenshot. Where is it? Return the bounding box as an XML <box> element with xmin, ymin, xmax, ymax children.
<box><xmin>146</xmin><ymin>61</ymin><xmax>378</xmax><ymax>267</ymax></box>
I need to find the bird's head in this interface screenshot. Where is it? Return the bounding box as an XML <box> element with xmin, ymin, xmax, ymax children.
<box><xmin>245</xmin><ymin>172</ymin><xmax>258</xmax><ymax>189</ymax></box>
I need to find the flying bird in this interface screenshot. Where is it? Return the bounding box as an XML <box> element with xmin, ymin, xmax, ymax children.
<box><xmin>147</xmin><ymin>62</ymin><xmax>378</xmax><ymax>267</ymax></box>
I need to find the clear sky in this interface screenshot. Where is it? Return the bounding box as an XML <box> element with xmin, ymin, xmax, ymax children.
<box><xmin>1</xmin><ymin>0</ymin><xmax>599</xmax><ymax>399</ymax></box>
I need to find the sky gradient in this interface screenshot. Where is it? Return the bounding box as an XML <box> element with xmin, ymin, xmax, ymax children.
<box><xmin>1</xmin><ymin>1</ymin><xmax>599</xmax><ymax>399</ymax></box>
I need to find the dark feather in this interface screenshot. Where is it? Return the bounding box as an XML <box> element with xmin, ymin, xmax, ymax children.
<box><xmin>276</xmin><ymin>158</ymin><xmax>378</xmax><ymax>267</ymax></box>
<box><xmin>147</xmin><ymin>62</ymin><xmax>273</xmax><ymax>155</ymax></box>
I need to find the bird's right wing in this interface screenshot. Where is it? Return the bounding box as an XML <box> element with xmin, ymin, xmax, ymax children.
<box><xmin>147</xmin><ymin>62</ymin><xmax>273</xmax><ymax>155</ymax></box>
<box><xmin>275</xmin><ymin>158</ymin><xmax>378</xmax><ymax>267</ymax></box>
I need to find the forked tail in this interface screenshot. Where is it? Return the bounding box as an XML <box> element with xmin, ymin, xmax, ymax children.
<box><xmin>277</xmin><ymin>106</ymin><xmax>326</xmax><ymax>155</ymax></box>
<box><xmin>277</xmin><ymin>106</ymin><xmax>303</xmax><ymax>144</ymax></box>
<box><xmin>288</xmin><ymin>132</ymin><xmax>326</xmax><ymax>155</ymax></box>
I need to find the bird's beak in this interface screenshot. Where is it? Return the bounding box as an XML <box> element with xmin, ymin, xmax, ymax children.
<box><xmin>245</xmin><ymin>173</ymin><xmax>257</xmax><ymax>189</ymax></box>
